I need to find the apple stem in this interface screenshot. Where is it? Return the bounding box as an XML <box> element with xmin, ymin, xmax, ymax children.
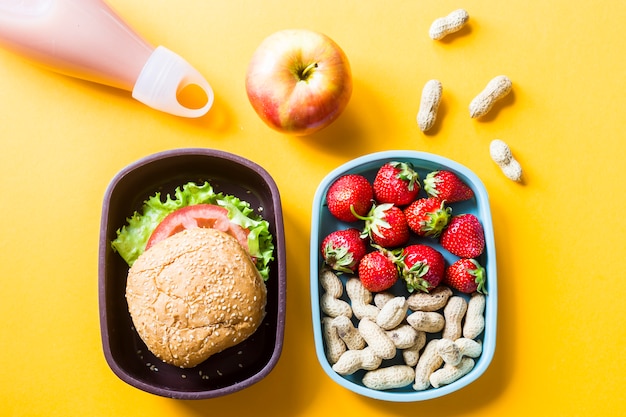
<box><xmin>300</xmin><ymin>62</ymin><xmax>318</xmax><ymax>80</ymax></box>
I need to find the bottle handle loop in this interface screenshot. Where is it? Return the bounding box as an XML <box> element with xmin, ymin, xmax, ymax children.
<box><xmin>132</xmin><ymin>46</ymin><xmax>214</xmax><ymax>118</ymax></box>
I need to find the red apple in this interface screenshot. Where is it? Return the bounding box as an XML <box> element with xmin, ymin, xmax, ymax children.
<box><xmin>246</xmin><ymin>29</ymin><xmax>352</xmax><ymax>136</ymax></box>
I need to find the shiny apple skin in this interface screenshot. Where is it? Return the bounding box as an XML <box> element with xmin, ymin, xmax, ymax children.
<box><xmin>246</xmin><ymin>29</ymin><xmax>353</xmax><ymax>136</ymax></box>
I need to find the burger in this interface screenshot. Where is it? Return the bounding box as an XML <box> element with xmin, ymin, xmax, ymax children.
<box><xmin>126</xmin><ymin>227</ymin><xmax>267</xmax><ymax>368</ymax></box>
<box><xmin>111</xmin><ymin>181</ymin><xmax>274</xmax><ymax>368</ymax></box>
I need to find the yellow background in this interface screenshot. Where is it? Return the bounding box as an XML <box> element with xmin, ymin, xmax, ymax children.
<box><xmin>1</xmin><ymin>0</ymin><xmax>625</xmax><ymax>416</ymax></box>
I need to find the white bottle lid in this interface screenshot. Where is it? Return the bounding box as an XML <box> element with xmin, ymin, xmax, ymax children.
<box><xmin>132</xmin><ymin>46</ymin><xmax>214</xmax><ymax>118</ymax></box>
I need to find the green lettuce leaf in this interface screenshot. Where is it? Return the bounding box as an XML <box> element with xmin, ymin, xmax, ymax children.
<box><xmin>111</xmin><ymin>181</ymin><xmax>274</xmax><ymax>281</ymax></box>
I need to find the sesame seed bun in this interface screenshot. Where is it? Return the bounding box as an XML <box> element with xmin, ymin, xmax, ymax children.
<box><xmin>125</xmin><ymin>227</ymin><xmax>267</xmax><ymax>368</ymax></box>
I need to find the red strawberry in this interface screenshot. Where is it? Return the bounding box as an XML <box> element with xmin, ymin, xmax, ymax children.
<box><xmin>358</xmin><ymin>250</ymin><xmax>399</xmax><ymax>292</ymax></box>
<box><xmin>355</xmin><ymin>203</ymin><xmax>410</xmax><ymax>248</ymax></box>
<box><xmin>326</xmin><ymin>174</ymin><xmax>373</xmax><ymax>222</ymax></box>
<box><xmin>321</xmin><ymin>228</ymin><xmax>367</xmax><ymax>273</ymax></box>
<box><xmin>440</xmin><ymin>213</ymin><xmax>485</xmax><ymax>258</ymax></box>
<box><xmin>424</xmin><ymin>170</ymin><xmax>474</xmax><ymax>203</ymax></box>
<box><xmin>445</xmin><ymin>258</ymin><xmax>487</xmax><ymax>294</ymax></box>
<box><xmin>404</xmin><ymin>197</ymin><xmax>451</xmax><ymax>238</ymax></box>
<box><xmin>397</xmin><ymin>244</ymin><xmax>446</xmax><ymax>292</ymax></box>
<box><xmin>373</xmin><ymin>161</ymin><xmax>421</xmax><ymax>206</ymax></box>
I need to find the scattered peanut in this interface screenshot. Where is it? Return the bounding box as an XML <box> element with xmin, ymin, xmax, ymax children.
<box><xmin>442</xmin><ymin>296</ymin><xmax>468</xmax><ymax>340</ymax></box>
<box><xmin>463</xmin><ymin>293</ymin><xmax>486</xmax><ymax>339</ymax></box>
<box><xmin>376</xmin><ymin>296</ymin><xmax>409</xmax><ymax>330</ymax></box>
<box><xmin>407</xmin><ymin>311</ymin><xmax>445</xmax><ymax>333</ymax></box>
<box><xmin>373</xmin><ymin>292</ymin><xmax>395</xmax><ymax>309</ymax></box>
<box><xmin>322</xmin><ymin>317</ymin><xmax>346</xmax><ymax>364</ymax></box>
<box><xmin>346</xmin><ymin>278</ymin><xmax>380</xmax><ymax>320</ymax></box>
<box><xmin>320</xmin><ymin>267</ymin><xmax>344</xmax><ymax>298</ymax></box>
<box><xmin>363</xmin><ymin>365</ymin><xmax>415</xmax><ymax>391</ymax></box>
<box><xmin>436</xmin><ymin>338</ymin><xmax>462</xmax><ymax>366</ymax></box>
<box><xmin>490</xmin><ymin>139</ymin><xmax>523</xmax><ymax>181</ymax></box>
<box><xmin>469</xmin><ymin>75</ymin><xmax>512</xmax><ymax>118</ymax></box>
<box><xmin>321</xmin><ymin>293</ymin><xmax>352</xmax><ymax>318</ymax></box>
<box><xmin>455</xmin><ymin>337</ymin><xmax>483</xmax><ymax>358</ymax></box>
<box><xmin>358</xmin><ymin>317</ymin><xmax>397</xmax><ymax>360</ymax></box>
<box><xmin>402</xmin><ymin>333</ymin><xmax>425</xmax><ymax>367</ymax></box>
<box><xmin>332</xmin><ymin>347</ymin><xmax>382</xmax><ymax>375</ymax></box>
<box><xmin>429</xmin><ymin>9</ymin><xmax>470</xmax><ymax>40</ymax></box>
<box><xmin>332</xmin><ymin>315</ymin><xmax>366</xmax><ymax>350</ymax></box>
<box><xmin>429</xmin><ymin>357</ymin><xmax>475</xmax><ymax>388</ymax></box>
<box><xmin>386</xmin><ymin>324</ymin><xmax>420</xmax><ymax>349</ymax></box>
<box><xmin>320</xmin><ymin>268</ymin><xmax>352</xmax><ymax>318</ymax></box>
<box><xmin>417</xmin><ymin>79</ymin><xmax>443</xmax><ymax>132</ymax></box>
<box><xmin>413</xmin><ymin>339</ymin><xmax>444</xmax><ymax>391</ymax></box>
<box><xmin>407</xmin><ymin>285</ymin><xmax>453</xmax><ymax>312</ymax></box>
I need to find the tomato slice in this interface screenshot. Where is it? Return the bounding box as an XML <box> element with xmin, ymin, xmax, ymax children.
<box><xmin>145</xmin><ymin>204</ymin><xmax>250</xmax><ymax>252</ymax></box>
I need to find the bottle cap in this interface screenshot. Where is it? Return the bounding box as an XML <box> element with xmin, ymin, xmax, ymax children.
<box><xmin>132</xmin><ymin>46</ymin><xmax>214</xmax><ymax>118</ymax></box>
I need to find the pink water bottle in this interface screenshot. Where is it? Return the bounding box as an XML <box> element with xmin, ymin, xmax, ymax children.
<box><xmin>0</xmin><ymin>0</ymin><xmax>213</xmax><ymax>117</ymax></box>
